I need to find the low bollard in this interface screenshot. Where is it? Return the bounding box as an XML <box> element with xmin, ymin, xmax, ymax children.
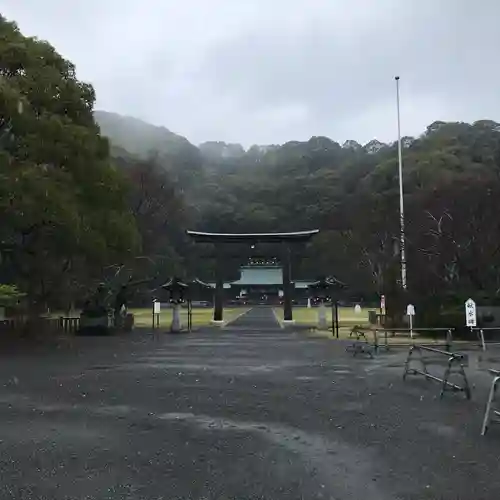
<box><xmin>347</xmin><ymin>327</ymin><xmax>455</xmax><ymax>360</ymax></box>
<box><xmin>470</xmin><ymin>327</ymin><xmax>500</xmax><ymax>351</ymax></box>
<box><xmin>59</xmin><ymin>317</ymin><xmax>80</xmax><ymax>333</ymax></box>
<box><xmin>386</xmin><ymin>327</ymin><xmax>454</xmax><ymax>350</ymax></box>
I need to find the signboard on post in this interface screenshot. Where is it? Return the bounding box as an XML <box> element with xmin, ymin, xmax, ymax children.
<box><xmin>152</xmin><ymin>299</ymin><xmax>161</xmax><ymax>330</ymax></box>
<box><xmin>465</xmin><ymin>298</ymin><xmax>477</xmax><ymax>327</ymax></box>
<box><xmin>380</xmin><ymin>295</ymin><xmax>386</xmax><ymax>313</ymax></box>
<box><xmin>406</xmin><ymin>304</ymin><xmax>415</xmax><ymax>339</ymax></box>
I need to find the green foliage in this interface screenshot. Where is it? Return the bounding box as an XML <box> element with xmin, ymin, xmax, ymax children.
<box><xmin>115</xmin><ymin>155</ymin><xmax>188</xmax><ymax>279</ymax></box>
<box><xmin>94</xmin><ymin>111</ymin><xmax>204</xmax><ymax>189</ymax></box>
<box><xmin>100</xmin><ymin>109</ymin><xmax>500</xmax><ymax>310</ymax></box>
<box><xmin>6</xmin><ymin>13</ymin><xmax>500</xmax><ymax>318</ymax></box>
<box><xmin>0</xmin><ymin>284</ymin><xmax>24</xmax><ymax>306</ymax></box>
<box><xmin>0</xmin><ymin>16</ymin><xmax>140</xmax><ymax>308</ymax></box>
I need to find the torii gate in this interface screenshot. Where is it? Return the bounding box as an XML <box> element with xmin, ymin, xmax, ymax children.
<box><xmin>186</xmin><ymin>230</ymin><xmax>320</xmax><ymax>324</ymax></box>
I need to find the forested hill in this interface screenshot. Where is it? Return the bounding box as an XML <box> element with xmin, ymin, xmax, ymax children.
<box><xmin>95</xmin><ymin>110</ymin><xmax>500</xmax><ymax>312</ymax></box>
<box><xmin>95</xmin><ymin>109</ymin><xmax>385</xmax><ymax>166</ymax></box>
<box><xmin>4</xmin><ymin>13</ymin><xmax>500</xmax><ymax>323</ymax></box>
<box><xmin>94</xmin><ymin>111</ymin><xmax>197</xmax><ymax>159</ymax></box>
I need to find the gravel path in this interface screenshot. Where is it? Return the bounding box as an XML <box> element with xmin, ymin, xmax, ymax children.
<box><xmin>0</xmin><ymin>308</ymin><xmax>499</xmax><ymax>499</ymax></box>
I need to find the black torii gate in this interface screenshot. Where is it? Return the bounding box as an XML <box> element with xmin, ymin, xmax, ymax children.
<box><xmin>186</xmin><ymin>230</ymin><xmax>320</xmax><ymax>323</ymax></box>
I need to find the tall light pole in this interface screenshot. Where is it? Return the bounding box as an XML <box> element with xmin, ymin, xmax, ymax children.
<box><xmin>395</xmin><ymin>76</ymin><xmax>407</xmax><ymax>291</ymax></box>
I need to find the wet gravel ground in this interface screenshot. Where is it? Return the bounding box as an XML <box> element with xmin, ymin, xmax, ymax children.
<box><xmin>1</xmin><ymin>308</ymin><xmax>500</xmax><ymax>499</ymax></box>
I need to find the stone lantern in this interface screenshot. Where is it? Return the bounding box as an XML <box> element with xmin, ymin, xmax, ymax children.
<box><xmin>308</xmin><ymin>276</ymin><xmax>346</xmax><ymax>334</ymax></box>
<box><xmin>161</xmin><ymin>277</ymin><xmax>188</xmax><ymax>333</ymax></box>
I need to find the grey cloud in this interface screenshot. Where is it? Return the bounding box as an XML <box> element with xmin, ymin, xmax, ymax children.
<box><xmin>2</xmin><ymin>0</ymin><xmax>500</xmax><ymax>146</ymax></box>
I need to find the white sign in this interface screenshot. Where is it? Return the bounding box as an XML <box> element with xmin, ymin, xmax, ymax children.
<box><xmin>465</xmin><ymin>298</ymin><xmax>477</xmax><ymax>327</ymax></box>
<box><xmin>153</xmin><ymin>301</ymin><xmax>161</xmax><ymax>314</ymax></box>
<box><xmin>406</xmin><ymin>304</ymin><xmax>415</xmax><ymax>316</ymax></box>
<box><xmin>380</xmin><ymin>295</ymin><xmax>386</xmax><ymax>312</ymax></box>
<box><xmin>278</xmin><ymin>290</ymin><xmax>284</xmax><ymax>298</ymax></box>
<box><xmin>406</xmin><ymin>303</ymin><xmax>415</xmax><ymax>338</ymax></box>
<box><xmin>354</xmin><ymin>304</ymin><xmax>362</xmax><ymax>314</ymax></box>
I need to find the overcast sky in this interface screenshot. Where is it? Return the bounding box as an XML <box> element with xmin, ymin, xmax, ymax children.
<box><xmin>2</xmin><ymin>0</ymin><xmax>500</xmax><ymax>147</ymax></box>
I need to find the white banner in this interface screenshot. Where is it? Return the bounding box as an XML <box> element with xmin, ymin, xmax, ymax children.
<box><xmin>465</xmin><ymin>298</ymin><xmax>477</xmax><ymax>327</ymax></box>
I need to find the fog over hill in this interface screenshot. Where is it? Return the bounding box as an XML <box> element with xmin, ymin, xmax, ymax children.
<box><xmin>94</xmin><ymin>110</ymin><xmax>397</xmax><ymax>162</ymax></box>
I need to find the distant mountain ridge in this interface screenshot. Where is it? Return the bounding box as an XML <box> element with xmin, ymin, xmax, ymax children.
<box><xmin>94</xmin><ymin>110</ymin><xmax>194</xmax><ymax>159</ymax></box>
<box><xmin>93</xmin><ymin>110</ymin><xmax>396</xmax><ymax>162</ymax></box>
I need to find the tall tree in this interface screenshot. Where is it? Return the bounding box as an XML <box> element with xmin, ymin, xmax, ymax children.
<box><xmin>117</xmin><ymin>155</ymin><xmax>187</xmax><ymax>279</ymax></box>
<box><xmin>0</xmin><ymin>16</ymin><xmax>139</xmax><ymax>311</ymax></box>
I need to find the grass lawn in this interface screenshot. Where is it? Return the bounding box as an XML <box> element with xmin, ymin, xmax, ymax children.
<box><xmin>273</xmin><ymin>306</ymin><xmax>372</xmax><ymax>338</ymax></box>
<box><xmin>130</xmin><ymin>307</ymin><xmax>248</xmax><ymax>329</ymax></box>
<box><xmin>273</xmin><ymin>306</ymin><xmax>452</xmax><ymax>344</ymax></box>
<box><xmin>273</xmin><ymin>305</ymin><xmax>370</xmax><ymax>325</ymax></box>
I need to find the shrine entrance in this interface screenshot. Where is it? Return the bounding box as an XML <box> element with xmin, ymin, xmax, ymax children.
<box><xmin>186</xmin><ymin>230</ymin><xmax>320</xmax><ymax>324</ymax></box>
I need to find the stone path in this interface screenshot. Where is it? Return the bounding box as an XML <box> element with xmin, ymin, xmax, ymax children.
<box><xmin>226</xmin><ymin>306</ymin><xmax>282</xmax><ymax>331</ymax></box>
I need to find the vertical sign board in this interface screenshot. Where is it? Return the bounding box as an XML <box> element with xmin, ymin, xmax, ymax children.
<box><xmin>406</xmin><ymin>304</ymin><xmax>415</xmax><ymax>339</ymax></box>
<box><xmin>153</xmin><ymin>301</ymin><xmax>161</xmax><ymax>314</ymax></box>
<box><xmin>465</xmin><ymin>298</ymin><xmax>477</xmax><ymax>327</ymax></box>
<box><xmin>380</xmin><ymin>295</ymin><xmax>386</xmax><ymax>314</ymax></box>
<box><xmin>152</xmin><ymin>300</ymin><xmax>161</xmax><ymax>329</ymax></box>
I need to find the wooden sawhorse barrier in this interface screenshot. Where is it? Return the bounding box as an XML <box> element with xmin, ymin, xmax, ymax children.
<box><xmin>346</xmin><ymin>326</ymin><xmax>381</xmax><ymax>358</ymax></box>
<box><xmin>481</xmin><ymin>368</ymin><xmax>500</xmax><ymax>435</ymax></box>
<box><xmin>403</xmin><ymin>344</ymin><xmax>471</xmax><ymax>400</ymax></box>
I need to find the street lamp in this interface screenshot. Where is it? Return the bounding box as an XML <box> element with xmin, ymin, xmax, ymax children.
<box><xmin>395</xmin><ymin>76</ymin><xmax>407</xmax><ymax>291</ymax></box>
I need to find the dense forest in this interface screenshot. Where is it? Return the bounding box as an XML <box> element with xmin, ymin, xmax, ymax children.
<box><xmin>2</xmin><ymin>15</ymin><xmax>500</xmax><ymax>324</ymax></box>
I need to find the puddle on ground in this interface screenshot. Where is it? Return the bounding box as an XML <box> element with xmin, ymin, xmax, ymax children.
<box><xmin>157</xmin><ymin>412</ymin><xmax>394</xmax><ymax>500</ymax></box>
<box><xmin>340</xmin><ymin>401</ymin><xmax>366</xmax><ymax>412</ymax></box>
<box><xmin>419</xmin><ymin>422</ymin><xmax>457</xmax><ymax>438</ymax></box>
<box><xmin>94</xmin><ymin>404</ymin><xmax>134</xmax><ymax>416</ymax></box>
<box><xmin>0</xmin><ymin>421</ymin><xmax>107</xmax><ymax>445</ymax></box>
<box><xmin>124</xmin><ymin>360</ymin><xmax>304</xmax><ymax>377</ymax></box>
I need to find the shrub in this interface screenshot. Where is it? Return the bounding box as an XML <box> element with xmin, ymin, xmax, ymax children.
<box><xmin>0</xmin><ymin>284</ymin><xmax>24</xmax><ymax>307</ymax></box>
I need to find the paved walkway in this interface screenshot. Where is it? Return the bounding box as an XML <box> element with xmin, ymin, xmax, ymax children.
<box><xmin>226</xmin><ymin>306</ymin><xmax>281</xmax><ymax>331</ymax></box>
<box><xmin>0</xmin><ymin>331</ymin><xmax>499</xmax><ymax>498</ymax></box>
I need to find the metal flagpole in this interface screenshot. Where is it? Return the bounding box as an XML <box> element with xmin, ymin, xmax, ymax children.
<box><xmin>395</xmin><ymin>76</ymin><xmax>407</xmax><ymax>290</ymax></box>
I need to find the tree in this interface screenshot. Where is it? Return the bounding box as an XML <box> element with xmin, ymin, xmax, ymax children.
<box><xmin>118</xmin><ymin>155</ymin><xmax>187</xmax><ymax>279</ymax></box>
<box><xmin>0</xmin><ymin>16</ymin><xmax>139</xmax><ymax>311</ymax></box>
<box><xmin>0</xmin><ymin>284</ymin><xmax>24</xmax><ymax>307</ymax></box>
<box><xmin>96</xmin><ymin>94</ymin><xmax>500</xmax><ymax>318</ymax></box>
